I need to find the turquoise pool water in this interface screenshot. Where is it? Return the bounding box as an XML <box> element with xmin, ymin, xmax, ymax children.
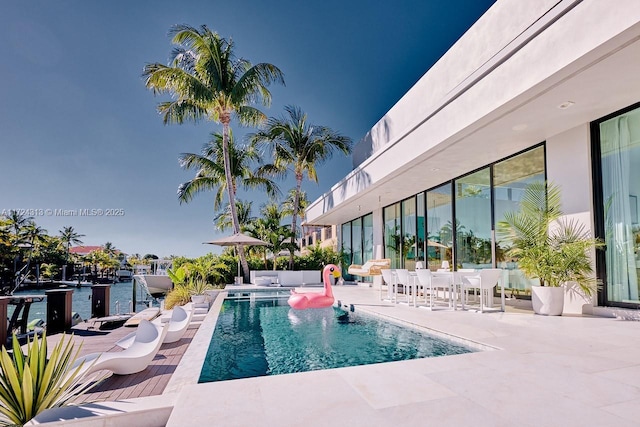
<box><xmin>199</xmin><ymin>297</ymin><xmax>474</xmax><ymax>383</ymax></box>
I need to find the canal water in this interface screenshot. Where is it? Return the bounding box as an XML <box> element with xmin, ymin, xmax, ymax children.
<box><xmin>7</xmin><ymin>281</ymin><xmax>155</xmax><ymax>323</ymax></box>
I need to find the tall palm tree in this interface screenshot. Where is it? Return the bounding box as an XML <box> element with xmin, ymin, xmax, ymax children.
<box><xmin>59</xmin><ymin>226</ymin><xmax>85</xmax><ymax>261</ymax></box>
<box><xmin>144</xmin><ymin>24</ymin><xmax>284</xmax><ymax>280</ymax></box>
<box><xmin>250</xmin><ymin>105</ymin><xmax>352</xmax><ymax>268</ymax></box>
<box><xmin>282</xmin><ymin>188</ymin><xmax>308</xmax><ymax>229</ymax></box>
<box><xmin>178</xmin><ymin>132</ymin><xmax>279</xmax><ymax>213</ymax></box>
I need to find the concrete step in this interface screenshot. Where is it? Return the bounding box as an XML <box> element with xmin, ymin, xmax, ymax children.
<box><xmin>192</xmin><ymin>313</ymin><xmax>207</xmax><ymax>322</ymax></box>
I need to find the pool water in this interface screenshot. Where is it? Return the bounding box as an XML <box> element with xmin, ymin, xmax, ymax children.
<box><xmin>199</xmin><ymin>297</ymin><xmax>474</xmax><ymax>383</ymax></box>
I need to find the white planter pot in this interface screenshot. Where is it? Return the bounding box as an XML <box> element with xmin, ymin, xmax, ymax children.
<box><xmin>191</xmin><ymin>294</ymin><xmax>206</xmax><ymax>304</ymax></box>
<box><xmin>531</xmin><ymin>286</ymin><xmax>564</xmax><ymax>316</ymax></box>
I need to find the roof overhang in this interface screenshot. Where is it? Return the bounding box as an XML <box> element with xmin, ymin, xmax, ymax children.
<box><xmin>306</xmin><ymin>0</ymin><xmax>640</xmax><ymax>226</ymax></box>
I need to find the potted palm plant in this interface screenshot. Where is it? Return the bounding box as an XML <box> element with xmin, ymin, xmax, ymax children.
<box><xmin>498</xmin><ymin>182</ymin><xmax>602</xmax><ymax>315</ymax></box>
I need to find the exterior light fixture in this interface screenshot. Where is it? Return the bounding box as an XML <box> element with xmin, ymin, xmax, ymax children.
<box><xmin>557</xmin><ymin>101</ymin><xmax>575</xmax><ymax>110</ymax></box>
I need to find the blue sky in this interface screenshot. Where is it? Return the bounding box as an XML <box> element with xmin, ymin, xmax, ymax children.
<box><xmin>0</xmin><ymin>0</ymin><xmax>495</xmax><ymax>258</ymax></box>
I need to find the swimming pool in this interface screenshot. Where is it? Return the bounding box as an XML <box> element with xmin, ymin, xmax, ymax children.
<box><xmin>199</xmin><ymin>296</ymin><xmax>474</xmax><ymax>383</ymax></box>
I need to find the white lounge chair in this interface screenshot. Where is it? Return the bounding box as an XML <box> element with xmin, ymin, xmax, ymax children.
<box><xmin>116</xmin><ymin>305</ymin><xmax>192</xmax><ymax>349</ymax></box>
<box><xmin>71</xmin><ymin>319</ymin><xmax>168</xmax><ymax>378</ymax></box>
<box><xmin>348</xmin><ymin>259</ymin><xmax>391</xmax><ymax>277</ymax></box>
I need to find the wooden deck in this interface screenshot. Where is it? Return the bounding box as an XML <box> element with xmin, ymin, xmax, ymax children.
<box><xmin>47</xmin><ymin>323</ymin><xmax>198</xmax><ymax>403</ymax></box>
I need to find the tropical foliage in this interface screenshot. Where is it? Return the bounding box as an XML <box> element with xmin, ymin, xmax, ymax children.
<box><xmin>178</xmin><ymin>132</ymin><xmax>279</xmax><ymax>211</ymax></box>
<box><xmin>497</xmin><ymin>181</ymin><xmax>603</xmax><ymax>294</ymax></box>
<box><xmin>0</xmin><ymin>333</ymin><xmax>100</xmax><ymax>426</ymax></box>
<box><xmin>144</xmin><ymin>24</ymin><xmax>284</xmax><ymax>281</ymax></box>
<box><xmin>250</xmin><ymin>105</ymin><xmax>352</xmax><ymax>269</ymax></box>
<box><xmin>0</xmin><ymin>211</ymin><xmax>128</xmax><ymax>291</ymax></box>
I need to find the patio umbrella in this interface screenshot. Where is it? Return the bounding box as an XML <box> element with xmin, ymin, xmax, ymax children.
<box><xmin>427</xmin><ymin>240</ymin><xmax>448</xmax><ymax>249</ymax></box>
<box><xmin>204</xmin><ymin>232</ymin><xmax>271</xmax><ymax>278</ymax></box>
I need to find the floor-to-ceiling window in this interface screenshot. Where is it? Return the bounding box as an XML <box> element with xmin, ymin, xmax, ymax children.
<box><xmin>493</xmin><ymin>145</ymin><xmax>546</xmax><ymax>296</ymax></box>
<box><xmin>341</xmin><ymin>223</ymin><xmax>351</xmax><ymax>276</ymax></box>
<box><xmin>417</xmin><ymin>193</ymin><xmax>426</xmax><ymax>265</ymax></box>
<box><xmin>341</xmin><ymin>213</ymin><xmax>374</xmax><ymax>281</ymax></box>
<box><xmin>454</xmin><ymin>168</ymin><xmax>492</xmax><ymax>269</ymax></box>
<box><xmin>593</xmin><ymin>103</ymin><xmax>640</xmax><ymax>307</ymax></box>
<box><xmin>402</xmin><ymin>197</ymin><xmax>417</xmax><ymax>269</ymax></box>
<box><xmin>351</xmin><ymin>217</ymin><xmax>363</xmax><ymax>268</ymax></box>
<box><xmin>384</xmin><ymin>203</ymin><xmax>401</xmax><ymax>268</ymax></box>
<box><xmin>426</xmin><ymin>183</ymin><xmax>453</xmax><ymax>271</ymax></box>
<box><xmin>363</xmin><ymin>213</ymin><xmax>374</xmax><ymax>264</ymax></box>
<box><xmin>342</xmin><ymin>145</ymin><xmax>546</xmax><ymax>286</ymax></box>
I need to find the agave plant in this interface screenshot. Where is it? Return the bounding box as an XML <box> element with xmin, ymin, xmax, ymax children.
<box><xmin>0</xmin><ymin>333</ymin><xmax>99</xmax><ymax>426</ymax></box>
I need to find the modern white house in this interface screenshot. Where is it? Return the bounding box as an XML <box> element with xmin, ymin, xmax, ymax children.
<box><xmin>304</xmin><ymin>0</ymin><xmax>640</xmax><ymax>315</ymax></box>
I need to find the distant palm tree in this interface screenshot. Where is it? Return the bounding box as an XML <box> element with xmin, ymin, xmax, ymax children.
<box><xmin>250</xmin><ymin>105</ymin><xmax>352</xmax><ymax>268</ymax></box>
<box><xmin>0</xmin><ymin>217</ymin><xmax>10</xmax><ymax>247</ymax></box>
<box><xmin>144</xmin><ymin>24</ymin><xmax>284</xmax><ymax>280</ymax></box>
<box><xmin>213</xmin><ymin>200</ymin><xmax>256</xmax><ymax>232</ymax></box>
<box><xmin>178</xmin><ymin>132</ymin><xmax>280</xmax><ymax>212</ymax></box>
<box><xmin>103</xmin><ymin>242</ymin><xmax>117</xmax><ymax>258</ymax></box>
<box><xmin>6</xmin><ymin>210</ymin><xmax>34</xmax><ymax>242</ymax></box>
<box><xmin>245</xmin><ymin>202</ymin><xmax>297</xmax><ymax>270</ymax></box>
<box><xmin>59</xmin><ymin>226</ymin><xmax>85</xmax><ymax>261</ymax></box>
<box><xmin>22</xmin><ymin>224</ymin><xmax>47</xmax><ymax>250</ymax></box>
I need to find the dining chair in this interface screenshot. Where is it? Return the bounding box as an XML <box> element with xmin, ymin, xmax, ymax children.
<box><xmin>394</xmin><ymin>269</ymin><xmax>413</xmax><ymax>304</ymax></box>
<box><xmin>380</xmin><ymin>269</ymin><xmax>396</xmax><ymax>302</ymax></box>
<box><xmin>416</xmin><ymin>269</ymin><xmax>452</xmax><ymax>309</ymax></box>
<box><xmin>460</xmin><ymin>268</ymin><xmax>504</xmax><ymax>312</ymax></box>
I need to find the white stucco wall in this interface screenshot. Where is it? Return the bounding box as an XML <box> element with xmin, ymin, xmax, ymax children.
<box><xmin>546</xmin><ymin>124</ymin><xmax>593</xmax><ymax>216</ymax></box>
<box><xmin>546</xmin><ymin>124</ymin><xmax>597</xmax><ymax>313</ymax></box>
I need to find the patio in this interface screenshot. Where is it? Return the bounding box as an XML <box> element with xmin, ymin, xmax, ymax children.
<box><xmin>165</xmin><ymin>286</ymin><xmax>640</xmax><ymax>427</ymax></box>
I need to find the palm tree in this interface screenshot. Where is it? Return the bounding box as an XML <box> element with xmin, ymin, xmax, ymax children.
<box><xmin>21</xmin><ymin>223</ymin><xmax>48</xmax><ymax>283</ymax></box>
<box><xmin>103</xmin><ymin>242</ymin><xmax>117</xmax><ymax>257</ymax></box>
<box><xmin>250</xmin><ymin>105</ymin><xmax>352</xmax><ymax>268</ymax></box>
<box><xmin>245</xmin><ymin>202</ymin><xmax>297</xmax><ymax>270</ymax></box>
<box><xmin>213</xmin><ymin>200</ymin><xmax>256</xmax><ymax>232</ymax></box>
<box><xmin>178</xmin><ymin>132</ymin><xmax>279</xmax><ymax>214</ymax></box>
<box><xmin>6</xmin><ymin>210</ymin><xmax>34</xmax><ymax>247</ymax></box>
<box><xmin>59</xmin><ymin>226</ymin><xmax>85</xmax><ymax>261</ymax></box>
<box><xmin>144</xmin><ymin>24</ymin><xmax>284</xmax><ymax>280</ymax></box>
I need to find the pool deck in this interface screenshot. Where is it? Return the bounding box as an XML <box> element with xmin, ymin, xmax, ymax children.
<box><xmin>32</xmin><ymin>286</ymin><xmax>640</xmax><ymax>426</ymax></box>
<box><xmin>165</xmin><ymin>286</ymin><xmax>640</xmax><ymax>427</ymax></box>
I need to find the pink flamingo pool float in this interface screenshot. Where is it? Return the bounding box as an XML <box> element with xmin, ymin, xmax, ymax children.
<box><xmin>287</xmin><ymin>264</ymin><xmax>341</xmax><ymax>310</ymax></box>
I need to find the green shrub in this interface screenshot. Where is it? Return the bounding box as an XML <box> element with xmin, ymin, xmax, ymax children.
<box><xmin>164</xmin><ymin>285</ymin><xmax>191</xmax><ymax>309</ymax></box>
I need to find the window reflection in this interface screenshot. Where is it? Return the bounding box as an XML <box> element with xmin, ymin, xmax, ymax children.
<box><xmin>426</xmin><ymin>183</ymin><xmax>452</xmax><ymax>271</ymax></box>
<box><xmin>493</xmin><ymin>146</ymin><xmax>545</xmax><ymax>296</ymax></box>
<box><xmin>454</xmin><ymin>168</ymin><xmax>492</xmax><ymax>270</ymax></box>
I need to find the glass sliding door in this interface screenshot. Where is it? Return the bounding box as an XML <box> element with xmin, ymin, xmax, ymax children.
<box><xmin>417</xmin><ymin>193</ymin><xmax>426</xmax><ymax>265</ymax></box>
<box><xmin>352</xmin><ymin>217</ymin><xmax>363</xmax><ymax>267</ymax></box>
<box><xmin>426</xmin><ymin>183</ymin><xmax>453</xmax><ymax>271</ymax></box>
<box><xmin>384</xmin><ymin>203</ymin><xmax>401</xmax><ymax>268</ymax></box>
<box><xmin>596</xmin><ymin>105</ymin><xmax>640</xmax><ymax>305</ymax></box>
<box><xmin>363</xmin><ymin>213</ymin><xmax>374</xmax><ymax>264</ymax></box>
<box><xmin>493</xmin><ymin>146</ymin><xmax>545</xmax><ymax>296</ymax></box>
<box><xmin>402</xmin><ymin>197</ymin><xmax>417</xmax><ymax>269</ymax></box>
<box><xmin>454</xmin><ymin>168</ymin><xmax>492</xmax><ymax>270</ymax></box>
<box><xmin>341</xmin><ymin>223</ymin><xmax>351</xmax><ymax>276</ymax></box>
